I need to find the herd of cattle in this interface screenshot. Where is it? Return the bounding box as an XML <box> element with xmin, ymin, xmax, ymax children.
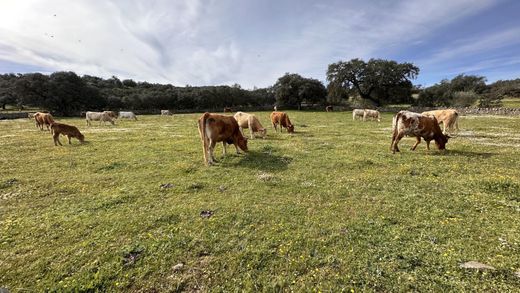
<box><xmin>27</xmin><ymin>107</ymin><xmax>460</xmax><ymax>165</ymax></box>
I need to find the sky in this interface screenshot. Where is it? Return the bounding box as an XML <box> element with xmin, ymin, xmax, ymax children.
<box><xmin>0</xmin><ymin>0</ymin><xmax>519</xmax><ymax>88</ymax></box>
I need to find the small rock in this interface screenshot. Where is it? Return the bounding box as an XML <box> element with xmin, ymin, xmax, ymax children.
<box><xmin>200</xmin><ymin>210</ymin><xmax>214</xmax><ymax>218</ymax></box>
<box><xmin>160</xmin><ymin>183</ymin><xmax>174</xmax><ymax>189</ymax></box>
<box><xmin>172</xmin><ymin>263</ymin><xmax>184</xmax><ymax>272</ymax></box>
<box><xmin>459</xmin><ymin>261</ymin><xmax>495</xmax><ymax>270</ymax></box>
<box><xmin>257</xmin><ymin>172</ymin><xmax>275</xmax><ymax>181</ymax></box>
<box><xmin>218</xmin><ymin>185</ymin><xmax>227</xmax><ymax>192</ymax></box>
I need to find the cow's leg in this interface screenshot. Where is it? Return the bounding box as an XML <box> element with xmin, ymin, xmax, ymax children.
<box><xmin>208</xmin><ymin>141</ymin><xmax>217</xmax><ymax>164</ymax></box>
<box><xmin>222</xmin><ymin>142</ymin><xmax>227</xmax><ymax>156</ymax></box>
<box><xmin>67</xmin><ymin>135</ymin><xmax>72</xmax><ymax>144</ymax></box>
<box><xmin>411</xmin><ymin>136</ymin><xmax>421</xmax><ymax>150</ymax></box>
<box><xmin>425</xmin><ymin>140</ymin><xmax>431</xmax><ymax>150</ymax></box>
<box><xmin>391</xmin><ymin>133</ymin><xmax>405</xmax><ymax>154</ymax></box>
<box><xmin>53</xmin><ymin>133</ymin><xmax>62</xmax><ymax>146</ymax></box>
<box><xmin>248</xmin><ymin>119</ymin><xmax>254</xmax><ymax>139</ymax></box>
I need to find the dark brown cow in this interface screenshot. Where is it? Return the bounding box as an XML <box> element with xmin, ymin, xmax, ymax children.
<box><xmin>270</xmin><ymin>111</ymin><xmax>294</xmax><ymax>133</ymax></box>
<box><xmin>50</xmin><ymin>122</ymin><xmax>85</xmax><ymax>146</ymax></box>
<box><xmin>198</xmin><ymin>112</ymin><xmax>248</xmax><ymax>165</ymax></box>
<box><xmin>391</xmin><ymin>110</ymin><xmax>449</xmax><ymax>154</ymax></box>
<box><xmin>223</xmin><ymin>107</ymin><xmax>232</xmax><ymax>113</ymax></box>
<box><xmin>326</xmin><ymin>105</ymin><xmax>333</xmax><ymax>112</ymax></box>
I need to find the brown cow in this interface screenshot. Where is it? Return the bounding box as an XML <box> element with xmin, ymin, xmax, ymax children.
<box><xmin>198</xmin><ymin>112</ymin><xmax>248</xmax><ymax>165</ymax></box>
<box><xmin>421</xmin><ymin>109</ymin><xmax>459</xmax><ymax>134</ymax></box>
<box><xmin>34</xmin><ymin>112</ymin><xmax>54</xmax><ymax>131</ymax></box>
<box><xmin>270</xmin><ymin>111</ymin><xmax>294</xmax><ymax>133</ymax></box>
<box><xmin>326</xmin><ymin>105</ymin><xmax>333</xmax><ymax>112</ymax></box>
<box><xmin>391</xmin><ymin>110</ymin><xmax>449</xmax><ymax>154</ymax></box>
<box><xmin>223</xmin><ymin>107</ymin><xmax>232</xmax><ymax>113</ymax></box>
<box><xmin>50</xmin><ymin>122</ymin><xmax>85</xmax><ymax>146</ymax></box>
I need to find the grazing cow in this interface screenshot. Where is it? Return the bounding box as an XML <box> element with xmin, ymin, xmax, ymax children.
<box><xmin>86</xmin><ymin>111</ymin><xmax>115</xmax><ymax>126</ymax></box>
<box><xmin>421</xmin><ymin>109</ymin><xmax>459</xmax><ymax>134</ymax></box>
<box><xmin>270</xmin><ymin>111</ymin><xmax>294</xmax><ymax>133</ymax></box>
<box><xmin>103</xmin><ymin>111</ymin><xmax>117</xmax><ymax>119</ymax></box>
<box><xmin>363</xmin><ymin>109</ymin><xmax>381</xmax><ymax>122</ymax></box>
<box><xmin>50</xmin><ymin>122</ymin><xmax>85</xmax><ymax>146</ymax></box>
<box><xmin>118</xmin><ymin>111</ymin><xmax>138</xmax><ymax>120</ymax></box>
<box><xmin>352</xmin><ymin>109</ymin><xmax>365</xmax><ymax>120</ymax></box>
<box><xmin>223</xmin><ymin>107</ymin><xmax>232</xmax><ymax>113</ymax></box>
<box><xmin>233</xmin><ymin>111</ymin><xmax>267</xmax><ymax>139</ymax></box>
<box><xmin>326</xmin><ymin>105</ymin><xmax>333</xmax><ymax>112</ymax></box>
<box><xmin>33</xmin><ymin>112</ymin><xmax>54</xmax><ymax>131</ymax></box>
<box><xmin>161</xmin><ymin>110</ymin><xmax>172</xmax><ymax>116</ymax></box>
<box><xmin>197</xmin><ymin>112</ymin><xmax>248</xmax><ymax>165</ymax></box>
<box><xmin>391</xmin><ymin>111</ymin><xmax>450</xmax><ymax>154</ymax></box>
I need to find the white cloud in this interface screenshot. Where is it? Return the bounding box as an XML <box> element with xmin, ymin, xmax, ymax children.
<box><xmin>0</xmin><ymin>0</ymin><xmax>506</xmax><ymax>88</ymax></box>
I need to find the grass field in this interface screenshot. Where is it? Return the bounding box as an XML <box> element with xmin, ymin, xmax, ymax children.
<box><xmin>502</xmin><ymin>98</ymin><xmax>520</xmax><ymax>108</ymax></box>
<box><xmin>1</xmin><ymin>112</ymin><xmax>519</xmax><ymax>291</ymax></box>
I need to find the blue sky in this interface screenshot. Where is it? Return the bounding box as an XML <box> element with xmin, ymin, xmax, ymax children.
<box><xmin>0</xmin><ymin>0</ymin><xmax>518</xmax><ymax>88</ymax></box>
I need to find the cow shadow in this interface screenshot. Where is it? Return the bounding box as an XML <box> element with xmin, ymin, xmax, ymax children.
<box><xmin>428</xmin><ymin>149</ymin><xmax>495</xmax><ymax>158</ymax></box>
<box><xmin>228</xmin><ymin>150</ymin><xmax>292</xmax><ymax>171</ymax></box>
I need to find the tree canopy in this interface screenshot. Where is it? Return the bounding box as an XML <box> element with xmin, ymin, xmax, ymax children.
<box><xmin>326</xmin><ymin>58</ymin><xmax>419</xmax><ymax>106</ymax></box>
<box><xmin>273</xmin><ymin>73</ymin><xmax>327</xmax><ymax>110</ymax></box>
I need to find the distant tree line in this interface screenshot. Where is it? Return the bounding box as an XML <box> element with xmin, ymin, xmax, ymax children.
<box><xmin>1</xmin><ymin>58</ymin><xmax>519</xmax><ymax>115</ymax></box>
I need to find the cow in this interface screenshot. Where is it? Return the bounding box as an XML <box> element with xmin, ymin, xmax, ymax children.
<box><xmin>50</xmin><ymin>122</ymin><xmax>85</xmax><ymax>146</ymax></box>
<box><xmin>352</xmin><ymin>109</ymin><xmax>365</xmax><ymax>121</ymax></box>
<box><xmin>86</xmin><ymin>111</ymin><xmax>115</xmax><ymax>126</ymax></box>
<box><xmin>421</xmin><ymin>109</ymin><xmax>459</xmax><ymax>134</ymax></box>
<box><xmin>233</xmin><ymin>111</ymin><xmax>267</xmax><ymax>139</ymax></box>
<box><xmin>363</xmin><ymin>109</ymin><xmax>381</xmax><ymax>122</ymax></box>
<box><xmin>391</xmin><ymin>110</ymin><xmax>450</xmax><ymax>154</ymax></box>
<box><xmin>118</xmin><ymin>111</ymin><xmax>138</xmax><ymax>120</ymax></box>
<box><xmin>326</xmin><ymin>106</ymin><xmax>333</xmax><ymax>112</ymax></box>
<box><xmin>270</xmin><ymin>111</ymin><xmax>294</xmax><ymax>133</ymax></box>
<box><xmin>33</xmin><ymin>112</ymin><xmax>54</xmax><ymax>131</ymax></box>
<box><xmin>161</xmin><ymin>110</ymin><xmax>172</xmax><ymax>116</ymax></box>
<box><xmin>197</xmin><ymin>112</ymin><xmax>248</xmax><ymax>165</ymax></box>
<box><xmin>103</xmin><ymin>111</ymin><xmax>118</xmax><ymax>119</ymax></box>
<box><xmin>223</xmin><ymin>107</ymin><xmax>232</xmax><ymax>113</ymax></box>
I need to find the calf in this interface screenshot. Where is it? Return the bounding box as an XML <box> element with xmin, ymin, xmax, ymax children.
<box><xmin>118</xmin><ymin>111</ymin><xmax>138</xmax><ymax>120</ymax></box>
<box><xmin>161</xmin><ymin>110</ymin><xmax>172</xmax><ymax>116</ymax></box>
<box><xmin>198</xmin><ymin>112</ymin><xmax>248</xmax><ymax>165</ymax></box>
<box><xmin>270</xmin><ymin>111</ymin><xmax>294</xmax><ymax>133</ymax></box>
<box><xmin>421</xmin><ymin>109</ymin><xmax>459</xmax><ymax>134</ymax></box>
<box><xmin>103</xmin><ymin>111</ymin><xmax>118</xmax><ymax>119</ymax></box>
<box><xmin>50</xmin><ymin>122</ymin><xmax>85</xmax><ymax>146</ymax></box>
<box><xmin>352</xmin><ymin>109</ymin><xmax>364</xmax><ymax>120</ymax></box>
<box><xmin>233</xmin><ymin>111</ymin><xmax>267</xmax><ymax>139</ymax></box>
<box><xmin>326</xmin><ymin>105</ymin><xmax>333</xmax><ymax>112</ymax></box>
<box><xmin>86</xmin><ymin>111</ymin><xmax>115</xmax><ymax>126</ymax></box>
<box><xmin>363</xmin><ymin>109</ymin><xmax>381</xmax><ymax>122</ymax></box>
<box><xmin>391</xmin><ymin>110</ymin><xmax>449</xmax><ymax>154</ymax></box>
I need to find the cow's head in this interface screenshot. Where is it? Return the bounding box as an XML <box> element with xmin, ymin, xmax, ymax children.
<box><xmin>287</xmin><ymin>124</ymin><xmax>295</xmax><ymax>133</ymax></box>
<box><xmin>434</xmin><ymin>134</ymin><xmax>450</xmax><ymax>150</ymax></box>
<box><xmin>78</xmin><ymin>133</ymin><xmax>85</xmax><ymax>143</ymax></box>
<box><xmin>259</xmin><ymin>128</ymin><xmax>267</xmax><ymax>139</ymax></box>
<box><xmin>237</xmin><ymin>136</ymin><xmax>248</xmax><ymax>152</ymax></box>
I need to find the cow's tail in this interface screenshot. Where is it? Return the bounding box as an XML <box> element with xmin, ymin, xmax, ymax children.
<box><xmin>198</xmin><ymin>112</ymin><xmax>211</xmax><ymax>165</ymax></box>
<box><xmin>391</xmin><ymin>112</ymin><xmax>400</xmax><ymax>150</ymax></box>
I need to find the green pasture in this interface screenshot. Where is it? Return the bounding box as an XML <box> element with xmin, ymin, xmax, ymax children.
<box><xmin>1</xmin><ymin>111</ymin><xmax>519</xmax><ymax>291</ymax></box>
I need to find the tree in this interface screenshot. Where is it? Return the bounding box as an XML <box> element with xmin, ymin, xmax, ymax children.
<box><xmin>326</xmin><ymin>58</ymin><xmax>419</xmax><ymax>106</ymax></box>
<box><xmin>273</xmin><ymin>73</ymin><xmax>327</xmax><ymax>110</ymax></box>
<box><xmin>414</xmin><ymin>74</ymin><xmax>488</xmax><ymax>107</ymax></box>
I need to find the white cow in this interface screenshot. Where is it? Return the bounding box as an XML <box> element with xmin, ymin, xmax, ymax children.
<box><xmin>119</xmin><ymin>111</ymin><xmax>138</xmax><ymax>120</ymax></box>
<box><xmin>161</xmin><ymin>110</ymin><xmax>172</xmax><ymax>116</ymax></box>
<box><xmin>352</xmin><ymin>109</ymin><xmax>365</xmax><ymax>120</ymax></box>
<box><xmin>86</xmin><ymin>111</ymin><xmax>115</xmax><ymax>126</ymax></box>
<box><xmin>233</xmin><ymin>111</ymin><xmax>267</xmax><ymax>139</ymax></box>
<box><xmin>363</xmin><ymin>109</ymin><xmax>381</xmax><ymax>122</ymax></box>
